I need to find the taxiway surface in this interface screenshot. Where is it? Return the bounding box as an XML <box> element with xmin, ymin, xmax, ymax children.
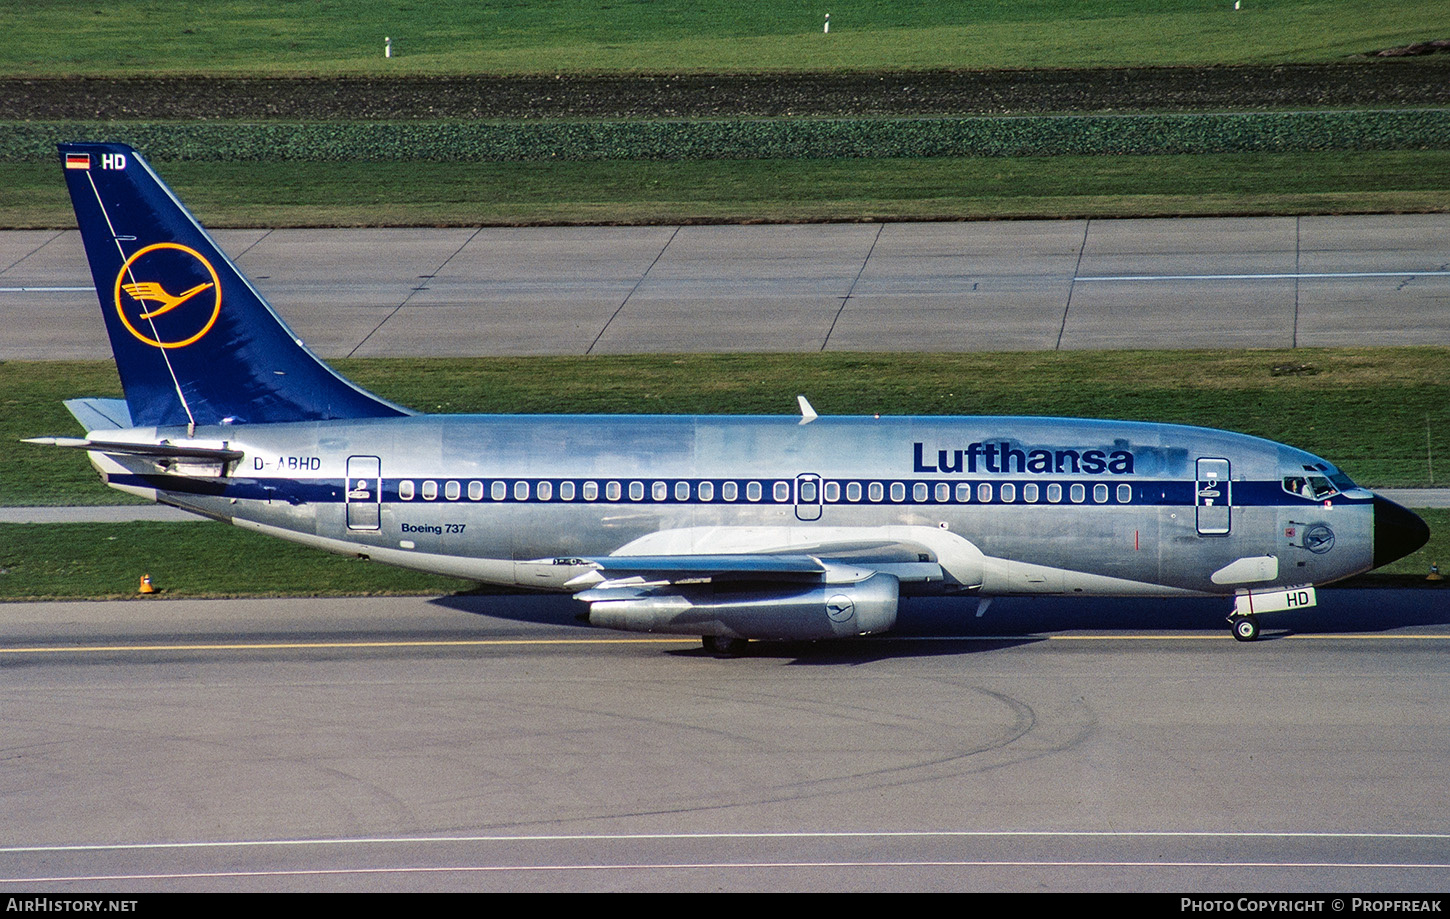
<box><xmin>3</xmin><ymin>592</ymin><xmax>1450</xmax><ymax>892</ymax></box>
<box><xmin>3</xmin><ymin>214</ymin><xmax>1447</xmax><ymax>359</ymax></box>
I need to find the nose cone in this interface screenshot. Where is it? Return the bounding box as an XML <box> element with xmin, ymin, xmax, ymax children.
<box><xmin>1373</xmin><ymin>495</ymin><xmax>1430</xmax><ymax>569</ymax></box>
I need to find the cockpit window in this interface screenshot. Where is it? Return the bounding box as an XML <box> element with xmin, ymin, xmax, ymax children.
<box><xmin>1282</xmin><ymin>475</ymin><xmax>1339</xmax><ymax>501</ymax></box>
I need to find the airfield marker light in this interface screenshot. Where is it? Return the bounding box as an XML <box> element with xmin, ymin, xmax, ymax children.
<box><xmin>385</xmin><ymin>36</ymin><xmax>392</xmax><ymax>58</ymax></box>
<box><xmin>138</xmin><ymin>574</ymin><xmax>157</xmax><ymax>594</ymax></box>
<box><xmin>824</xmin><ymin>13</ymin><xmax>830</xmax><ymax>34</ymax></box>
<box><xmin>1430</xmin><ymin>563</ymin><xmax>1443</xmax><ymax>582</ymax></box>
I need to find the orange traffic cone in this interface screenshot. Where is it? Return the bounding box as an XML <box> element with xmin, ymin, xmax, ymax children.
<box><xmin>138</xmin><ymin>573</ymin><xmax>157</xmax><ymax>594</ymax></box>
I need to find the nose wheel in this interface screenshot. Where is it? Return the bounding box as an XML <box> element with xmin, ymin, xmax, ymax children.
<box><xmin>1231</xmin><ymin>615</ymin><xmax>1260</xmax><ymax>642</ymax></box>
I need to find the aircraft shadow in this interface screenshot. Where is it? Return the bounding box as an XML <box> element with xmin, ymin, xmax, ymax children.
<box><xmin>430</xmin><ymin>585</ymin><xmax>1449</xmax><ymax>662</ymax></box>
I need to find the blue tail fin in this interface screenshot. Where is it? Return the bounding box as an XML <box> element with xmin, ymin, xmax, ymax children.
<box><xmin>60</xmin><ymin>142</ymin><xmax>411</xmax><ymax>429</ymax></box>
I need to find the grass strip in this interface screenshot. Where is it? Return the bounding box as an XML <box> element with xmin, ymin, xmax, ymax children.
<box><xmin>8</xmin><ymin>0</ymin><xmax>1449</xmax><ymax>76</ymax></box>
<box><xmin>3</xmin><ymin>151</ymin><xmax>1449</xmax><ymax>228</ymax></box>
<box><xmin>0</xmin><ymin>521</ymin><xmax>472</xmax><ymax>600</ymax></box>
<box><xmin>9</xmin><ymin>112</ymin><xmax>1450</xmax><ymax>163</ymax></box>
<box><xmin>6</xmin><ymin>349</ymin><xmax>1447</xmax><ymax>507</ymax></box>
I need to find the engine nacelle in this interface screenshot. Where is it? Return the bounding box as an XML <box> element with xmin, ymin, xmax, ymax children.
<box><xmin>582</xmin><ymin>573</ymin><xmax>900</xmax><ymax>641</ymax></box>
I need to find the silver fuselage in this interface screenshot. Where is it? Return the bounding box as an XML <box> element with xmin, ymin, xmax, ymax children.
<box><xmin>90</xmin><ymin>412</ymin><xmax>1378</xmax><ymax>598</ymax></box>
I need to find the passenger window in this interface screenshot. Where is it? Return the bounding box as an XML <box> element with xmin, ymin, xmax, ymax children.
<box><xmin>846</xmin><ymin>482</ymin><xmax>862</xmax><ymax>502</ymax></box>
<box><xmin>445</xmin><ymin>480</ymin><xmax>460</xmax><ymax>501</ymax></box>
<box><xmin>747</xmin><ymin>482</ymin><xmax>763</xmax><ymax>502</ymax></box>
<box><xmin>1117</xmin><ymin>483</ymin><xmax>1132</xmax><ymax>503</ymax></box>
<box><xmin>1023</xmin><ymin>483</ymin><xmax>1039</xmax><ymax>503</ymax></box>
<box><xmin>823</xmin><ymin>482</ymin><xmax>840</xmax><ymax>502</ymax></box>
<box><xmin>977</xmin><ymin>483</ymin><xmax>992</xmax><ymax>503</ymax></box>
<box><xmin>399</xmin><ymin>480</ymin><xmax>415</xmax><ymax>501</ymax></box>
<box><xmin>468</xmin><ymin>481</ymin><xmax>483</xmax><ymax>501</ymax></box>
<box><xmin>913</xmin><ymin>483</ymin><xmax>928</xmax><ymax>502</ymax></box>
<box><xmin>652</xmin><ymin>481</ymin><xmax>667</xmax><ymax>501</ymax></box>
<box><xmin>699</xmin><ymin>481</ymin><xmax>714</xmax><ymax>502</ymax></box>
<box><xmin>1000</xmin><ymin>483</ymin><xmax>1016</xmax><ymax>503</ymax></box>
<box><xmin>606</xmin><ymin>481</ymin><xmax>621</xmax><ymax>501</ymax></box>
<box><xmin>491</xmin><ymin>481</ymin><xmax>506</xmax><ymax>501</ymax></box>
<box><xmin>629</xmin><ymin>481</ymin><xmax>645</xmax><ymax>501</ymax></box>
<box><xmin>583</xmin><ymin>481</ymin><xmax>599</xmax><ymax>501</ymax></box>
<box><xmin>537</xmin><ymin>481</ymin><xmax>553</xmax><ymax>501</ymax></box>
<box><xmin>935</xmin><ymin>482</ymin><xmax>950</xmax><ymax>502</ymax></box>
<box><xmin>773</xmin><ymin>481</ymin><xmax>790</xmax><ymax>502</ymax></box>
<box><xmin>559</xmin><ymin>481</ymin><xmax>575</xmax><ymax>501</ymax></box>
<box><xmin>1047</xmin><ymin>483</ymin><xmax>1062</xmax><ymax>503</ymax></box>
<box><xmin>723</xmin><ymin>481</ymin><xmax>738</xmax><ymax>501</ymax></box>
<box><xmin>422</xmin><ymin>480</ymin><xmax>438</xmax><ymax>501</ymax></box>
<box><xmin>1070</xmin><ymin>483</ymin><xmax>1086</xmax><ymax>504</ymax></box>
<box><xmin>1094</xmin><ymin>483</ymin><xmax>1108</xmax><ymax>504</ymax></box>
<box><xmin>514</xmin><ymin>481</ymin><xmax>530</xmax><ymax>501</ymax></box>
<box><xmin>868</xmin><ymin>482</ymin><xmax>884</xmax><ymax>502</ymax></box>
<box><xmin>956</xmin><ymin>483</ymin><xmax>971</xmax><ymax>502</ymax></box>
<box><xmin>890</xmin><ymin>482</ymin><xmax>906</xmax><ymax>502</ymax></box>
<box><xmin>676</xmin><ymin>481</ymin><xmax>690</xmax><ymax>501</ymax></box>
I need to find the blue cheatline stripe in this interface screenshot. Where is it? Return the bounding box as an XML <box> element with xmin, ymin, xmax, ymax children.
<box><xmin>107</xmin><ymin>474</ymin><xmax>1370</xmax><ymax>511</ymax></box>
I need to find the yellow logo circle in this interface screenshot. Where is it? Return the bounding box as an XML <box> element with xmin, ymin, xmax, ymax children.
<box><xmin>113</xmin><ymin>243</ymin><xmax>222</xmax><ymax>349</ymax></box>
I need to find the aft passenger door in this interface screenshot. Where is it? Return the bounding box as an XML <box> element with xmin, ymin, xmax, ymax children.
<box><xmin>346</xmin><ymin>455</ymin><xmax>381</xmax><ymax>530</ymax></box>
<box><xmin>1195</xmin><ymin>457</ymin><xmax>1231</xmax><ymax>536</ymax></box>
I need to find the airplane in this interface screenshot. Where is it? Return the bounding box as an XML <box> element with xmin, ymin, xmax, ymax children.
<box><xmin>30</xmin><ymin>142</ymin><xmax>1430</xmax><ymax>654</ymax></box>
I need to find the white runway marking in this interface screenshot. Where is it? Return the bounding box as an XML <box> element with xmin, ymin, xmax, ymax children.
<box><xmin>0</xmin><ymin>286</ymin><xmax>96</xmax><ymax>292</ymax></box>
<box><xmin>7</xmin><ymin>859</ymin><xmax>1450</xmax><ymax>885</ymax></box>
<box><xmin>1076</xmin><ymin>271</ymin><xmax>1450</xmax><ymax>282</ymax></box>
<box><xmin>5</xmin><ymin>830</ymin><xmax>1449</xmax><ymax>884</ymax></box>
<box><xmin>7</xmin><ymin>827</ymin><xmax>1450</xmax><ymax>854</ymax></box>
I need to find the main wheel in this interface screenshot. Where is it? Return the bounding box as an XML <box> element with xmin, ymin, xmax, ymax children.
<box><xmin>1232</xmin><ymin>616</ymin><xmax>1260</xmax><ymax>642</ymax></box>
<box><xmin>702</xmin><ymin>636</ymin><xmax>749</xmax><ymax>657</ymax></box>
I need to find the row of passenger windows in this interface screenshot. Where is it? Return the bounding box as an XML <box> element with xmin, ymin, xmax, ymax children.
<box><xmin>393</xmin><ymin>478</ymin><xmax>1134</xmax><ymax>505</ymax></box>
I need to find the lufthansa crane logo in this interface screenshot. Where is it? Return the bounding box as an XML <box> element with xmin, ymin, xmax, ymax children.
<box><xmin>113</xmin><ymin>243</ymin><xmax>222</xmax><ymax>348</ymax></box>
<box><xmin>1302</xmin><ymin>524</ymin><xmax>1336</xmax><ymax>554</ymax></box>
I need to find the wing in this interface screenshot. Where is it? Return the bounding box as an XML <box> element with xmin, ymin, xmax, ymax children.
<box><xmin>565</xmin><ymin>525</ymin><xmax>987</xmax><ymax>642</ymax></box>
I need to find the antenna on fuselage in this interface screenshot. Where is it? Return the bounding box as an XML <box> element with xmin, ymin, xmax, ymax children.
<box><xmin>797</xmin><ymin>395</ymin><xmax>819</xmax><ymax>425</ymax></box>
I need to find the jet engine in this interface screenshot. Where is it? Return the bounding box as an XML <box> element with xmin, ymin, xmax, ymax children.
<box><xmin>582</xmin><ymin>572</ymin><xmax>900</xmax><ymax>641</ymax></box>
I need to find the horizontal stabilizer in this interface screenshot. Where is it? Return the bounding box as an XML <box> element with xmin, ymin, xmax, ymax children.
<box><xmin>23</xmin><ymin>436</ymin><xmax>243</xmax><ymax>462</ymax></box>
<box><xmin>64</xmin><ymin>398</ymin><xmax>133</xmax><ymax>431</ymax></box>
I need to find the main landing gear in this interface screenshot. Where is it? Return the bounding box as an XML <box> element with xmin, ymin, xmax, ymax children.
<box><xmin>1230</xmin><ymin>615</ymin><xmax>1261</xmax><ymax>642</ymax></box>
<box><xmin>702</xmin><ymin>636</ymin><xmax>750</xmax><ymax>657</ymax></box>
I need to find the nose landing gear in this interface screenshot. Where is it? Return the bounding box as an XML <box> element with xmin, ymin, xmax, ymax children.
<box><xmin>1230</xmin><ymin>614</ymin><xmax>1260</xmax><ymax>642</ymax></box>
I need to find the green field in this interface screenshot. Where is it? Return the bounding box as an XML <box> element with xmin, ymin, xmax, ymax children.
<box><xmin>10</xmin><ymin>0</ymin><xmax>1449</xmax><ymax>76</ymax></box>
<box><xmin>0</xmin><ymin>521</ymin><xmax>475</xmax><ymax>600</ymax></box>
<box><xmin>5</xmin><ymin>150</ymin><xmax>1449</xmax><ymax>228</ymax></box>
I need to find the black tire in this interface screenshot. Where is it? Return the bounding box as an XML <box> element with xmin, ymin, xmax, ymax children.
<box><xmin>1232</xmin><ymin>616</ymin><xmax>1260</xmax><ymax>642</ymax></box>
<box><xmin>703</xmin><ymin>636</ymin><xmax>749</xmax><ymax>657</ymax></box>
